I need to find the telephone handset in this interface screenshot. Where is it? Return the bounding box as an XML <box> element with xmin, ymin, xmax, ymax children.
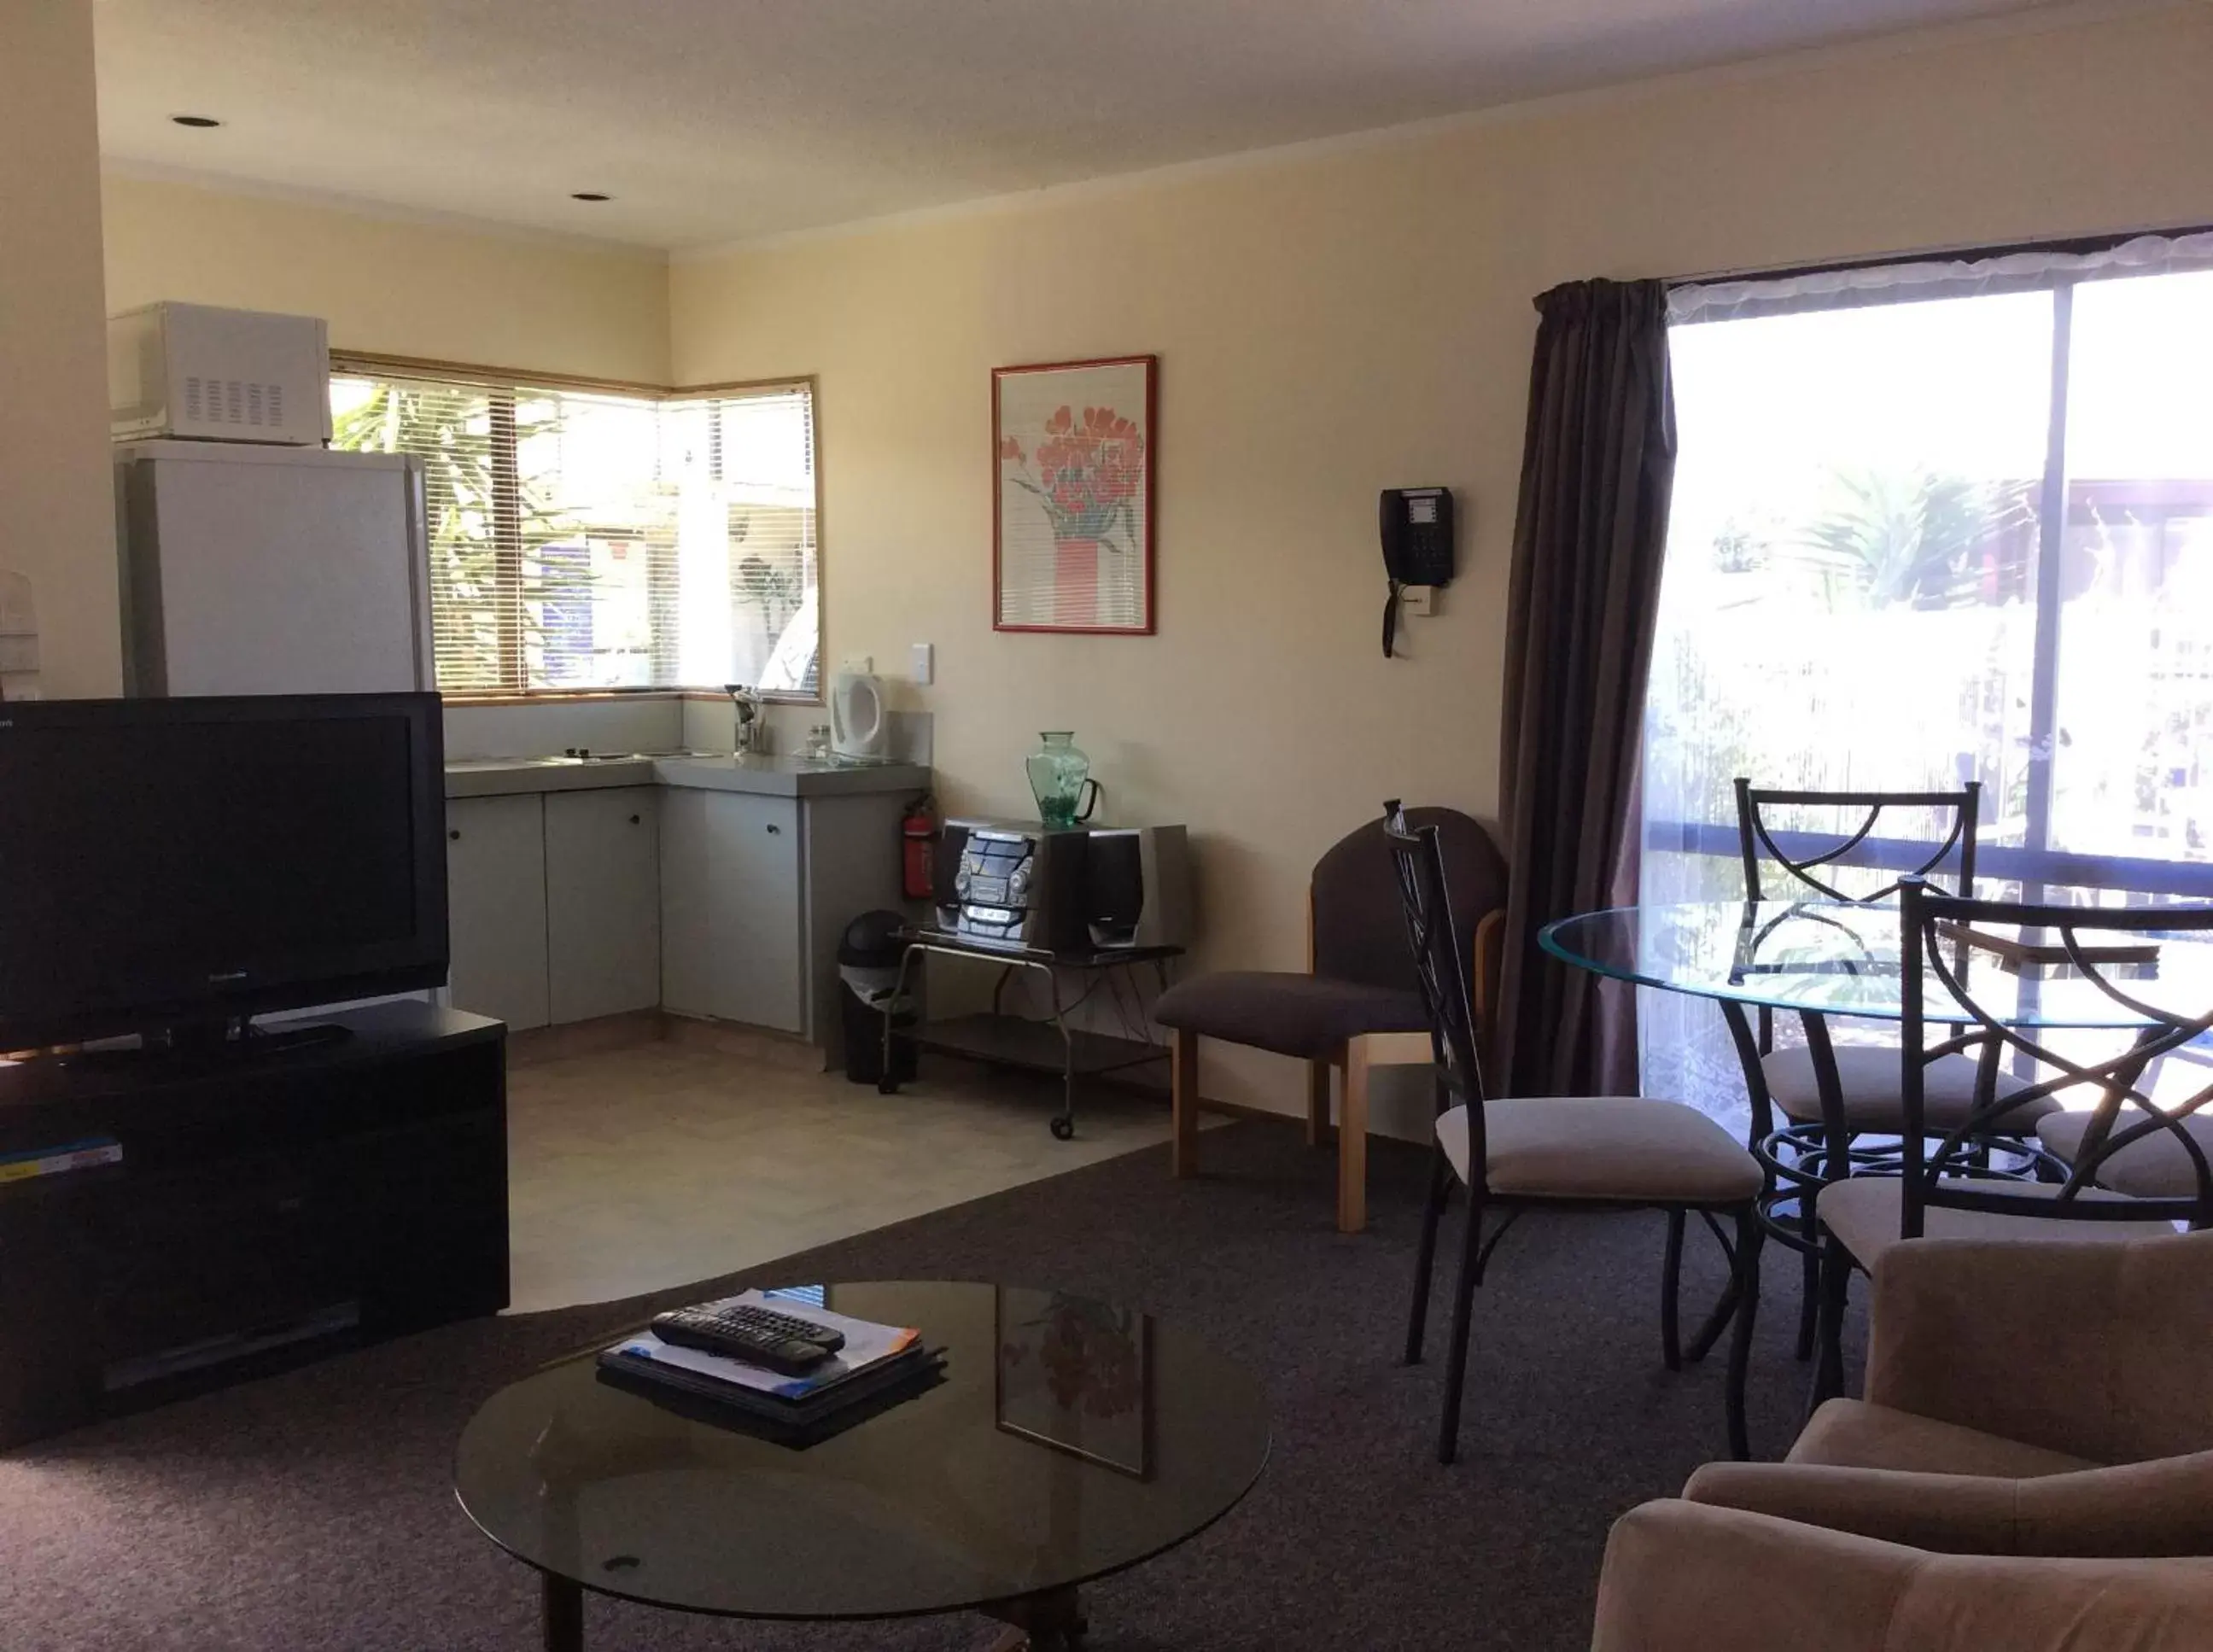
<box><xmin>1380</xmin><ymin>487</ymin><xmax>1455</xmax><ymax>657</ymax></box>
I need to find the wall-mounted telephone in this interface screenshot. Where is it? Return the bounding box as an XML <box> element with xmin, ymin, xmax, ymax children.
<box><xmin>1380</xmin><ymin>487</ymin><xmax>1455</xmax><ymax>657</ymax></box>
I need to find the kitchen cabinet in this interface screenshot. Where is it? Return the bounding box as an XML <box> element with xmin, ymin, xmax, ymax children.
<box><xmin>445</xmin><ymin>794</ymin><xmax>550</xmax><ymax>1031</ymax></box>
<box><xmin>546</xmin><ymin>787</ymin><xmax>660</xmax><ymax>1024</ymax></box>
<box><xmin>660</xmin><ymin>790</ymin><xmax>803</xmax><ymax>1033</ymax></box>
<box><xmin>445</xmin><ymin>756</ymin><xmax>923</xmax><ymax>1050</ymax></box>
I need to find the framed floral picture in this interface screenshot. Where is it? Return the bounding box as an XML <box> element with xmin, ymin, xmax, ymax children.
<box><xmin>993</xmin><ymin>355</ymin><xmax>1156</xmax><ymax>633</ymax></box>
<box><xmin>994</xmin><ymin>1287</ymin><xmax>1153</xmax><ymax>1479</ymax></box>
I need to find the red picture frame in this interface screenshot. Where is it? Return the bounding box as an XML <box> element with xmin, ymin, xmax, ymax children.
<box><xmin>992</xmin><ymin>354</ymin><xmax>1157</xmax><ymax>635</ymax></box>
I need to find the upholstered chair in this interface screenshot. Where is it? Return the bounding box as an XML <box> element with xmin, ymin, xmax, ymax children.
<box><xmin>1156</xmin><ymin>806</ymin><xmax>1507</xmax><ymax>1233</ymax></box>
<box><xmin>1591</xmin><ymin>1499</ymin><xmax>2213</xmax><ymax>1652</ymax></box>
<box><xmin>1693</xmin><ymin>1230</ymin><xmax>2213</xmax><ymax>1558</ymax></box>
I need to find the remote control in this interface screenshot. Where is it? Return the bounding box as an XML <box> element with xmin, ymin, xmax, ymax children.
<box><xmin>649</xmin><ymin>1303</ymin><xmax>845</xmax><ymax>1375</ymax></box>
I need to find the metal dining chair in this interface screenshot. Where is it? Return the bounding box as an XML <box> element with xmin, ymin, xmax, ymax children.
<box><xmin>1729</xmin><ymin>779</ymin><xmax>2061</xmax><ymax>1360</ymax></box>
<box><xmin>1383</xmin><ymin>803</ymin><xmax>1766</xmax><ymax>1464</ymax></box>
<box><xmin>1808</xmin><ymin>879</ymin><xmax>2213</xmax><ymax>1404</ymax></box>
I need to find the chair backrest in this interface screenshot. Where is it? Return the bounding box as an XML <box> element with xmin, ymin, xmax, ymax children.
<box><xmin>1897</xmin><ymin>879</ymin><xmax>2213</xmax><ymax>1238</ymax></box>
<box><xmin>1312</xmin><ymin>805</ymin><xmax>1507</xmax><ymax>994</ymax></box>
<box><xmin>1737</xmin><ymin>779</ymin><xmax>1981</xmax><ymax>903</ymax></box>
<box><xmin>1381</xmin><ymin>802</ymin><xmax>1488</xmax><ymax>1150</ymax></box>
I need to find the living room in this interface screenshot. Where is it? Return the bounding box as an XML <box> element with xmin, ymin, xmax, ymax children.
<box><xmin>5</xmin><ymin>2</ymin><xmax>2213</xmax><ymax>1648</ymax></box>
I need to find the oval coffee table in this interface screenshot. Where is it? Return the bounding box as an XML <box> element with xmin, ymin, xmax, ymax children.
<box><xmin>455</xmin><ymin>1280</ymin><xmax>1270</xmax><ymax>1650</ymax></box>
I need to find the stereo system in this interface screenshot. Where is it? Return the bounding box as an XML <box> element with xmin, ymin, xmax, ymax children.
<box><xmin>934</xmin><ymin>820</ymin><xmax>1193</xmax><ymax>954</ymax></box>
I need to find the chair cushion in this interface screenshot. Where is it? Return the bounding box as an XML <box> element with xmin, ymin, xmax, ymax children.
<box><xmin>1764</xmin><ymin>1044</ymin><xmax>2059</xmax><ymax>1132</ymax></box>
<box><xmin>1437</xmin><ymin>1097</ymin><xmax>1762</xmax><ymax>1205</ymax></box>
<box><xmin>1817</xmin><ymin>1175</ymin><xmax>2180</xmax><ymax>1270</ymax></box>
<box><xmin>1152</xmin><ymin>972</ymin><xmax>1426</xmax><ymax>1059</ymax></box>
<box><xmin>2038</xmin><ymin>1112</ymin><xmax>2213</xmax><ymax>1200</ymax></box>
<box><xmin>1790</xmin><ymin>1398</ymin><xmax>2099</xmax><ymax>1478</ymax></box>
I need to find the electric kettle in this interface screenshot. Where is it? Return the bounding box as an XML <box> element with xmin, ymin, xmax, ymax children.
<box><xmin>830</xmin><ymin>668</ymin><xmax>888</xmax><ymax>760</ymax></box>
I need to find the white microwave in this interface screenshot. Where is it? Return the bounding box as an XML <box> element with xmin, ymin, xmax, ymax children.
<box><xmin>109</xmin><ymin>302</ymin><xmax>332</xmax><ymax>445</ymax></box>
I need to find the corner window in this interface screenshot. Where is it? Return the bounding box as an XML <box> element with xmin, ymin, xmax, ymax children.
<box><xmin>330</xmin><ymin>365</ymin><xmax>820</xmax><ymax>699</ymax></box>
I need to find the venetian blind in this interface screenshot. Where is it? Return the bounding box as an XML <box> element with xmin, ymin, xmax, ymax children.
<box><xmin>329</xmin><ymin>362</ymin><xmax>819</xmax><ymax>698</ymax></box>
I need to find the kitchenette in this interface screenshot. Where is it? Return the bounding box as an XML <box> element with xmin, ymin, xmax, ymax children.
<box><xmin>442</xmin><ymin>746</ymin><xmax>927</xmax><ymax>1048</ymax></box>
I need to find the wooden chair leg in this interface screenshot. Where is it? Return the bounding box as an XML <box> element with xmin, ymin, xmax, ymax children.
<box><xmin>1337</xmin><ymin>1038</ymin><xmax>1369</xmax><ymax>1234</ymax></box>
<box><xmin>1725</xmin><ymin>1205</ymin><xmax>1763</xmax><ymax>1462</ymax></box>
<box><xmin>1305</xmin><ymin>1058</ymin><xmax>1331</xmax><ymax>1147</ymax></box>
<box><xmin>1660</xmin><ymin>1209</ymin><xmax>1685</xmax><ymax>1372</ymax></box>
<box><xmin>1171</xmin><ymin>1029</ymin><xmax>1199</xmax><ymax>1179</ymax></box>
<box><xmin>1438</xmin><ymin>1192</ymin><xmax>1486</xmax><ymax>1464</ymax></box>
<box><xmin>1404</xmin><ymin>1143</ymin><xmax>1453</xmax><ymax>1365</ymax></box>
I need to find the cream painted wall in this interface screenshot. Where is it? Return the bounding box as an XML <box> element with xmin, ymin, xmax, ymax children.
<box><xmin>668</xmin><ymin>6</ymin><xmax>2213</xmax><ymax>1123</ymax></box>
<box><xmin>102</xmin><ymin>173</ymin><xmax>670</xmax><ymax>382</ymax></box>
<box><xmin>2</xmin><ymin>0</ymin><xmax>121</xmax><ymax>696</ymax></box>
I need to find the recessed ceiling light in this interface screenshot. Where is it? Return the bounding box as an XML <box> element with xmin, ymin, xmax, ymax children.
<box><xmin>170</xmin><ymin>114</ymin><xmax>222</xmax><ymax>129</ymax></box>
<box><xmin>570</xmin><ymin>191</ymin><xmax>610</xmax><ymax>202</ymax></box>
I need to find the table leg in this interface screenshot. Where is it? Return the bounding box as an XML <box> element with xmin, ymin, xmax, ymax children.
<box><xmin>983</xmin><ymin>1585</ymin><xmax>1086</xmax><ymax>1649</ymax></box>
<box><xmin>541</xmin><ymin>1573</ymin><xmax>583</xmax><ymax>1652</ymax></box>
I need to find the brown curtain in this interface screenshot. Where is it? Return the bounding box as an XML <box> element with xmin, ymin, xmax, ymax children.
<box><xmin>1494</xmin><ymin>278</ymin><xmax>1677</xmax><ymax>1097</ymax></box>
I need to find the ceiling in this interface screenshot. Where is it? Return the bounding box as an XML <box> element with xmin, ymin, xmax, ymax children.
<box><xmin>95</xmin><ymin>0</ymin><xmax>2074</xmax><ymax>252</ymax></box>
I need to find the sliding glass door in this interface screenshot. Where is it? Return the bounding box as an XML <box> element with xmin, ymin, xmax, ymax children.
<box><xmin>1642</xmin><ymin>240</ymin><xmax>2213</xmax><ymax>1123</ymax></box>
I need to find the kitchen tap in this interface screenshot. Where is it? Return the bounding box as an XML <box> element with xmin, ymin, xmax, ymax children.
<box><xmin>725</xmin><ymin>683</ymin><xmax>765</xmax><ymax>756</ymax></box>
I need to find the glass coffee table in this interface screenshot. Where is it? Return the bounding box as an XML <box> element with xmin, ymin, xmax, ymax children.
<box><xmin>454</xmin><ymin>1281</ymin><xmax>1270</xmax><ymax>1650</ymax></box>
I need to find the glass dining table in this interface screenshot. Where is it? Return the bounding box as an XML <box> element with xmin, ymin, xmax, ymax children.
<box><xmin>1540</xmin><ymin>898</ymin><xmax>2213</xmax><ymax>1034</ymax></box>
<box><xmin>1541</xmin><ymin>896</ymin><xmax>2213</xmax><ymax>1364</ymax></box>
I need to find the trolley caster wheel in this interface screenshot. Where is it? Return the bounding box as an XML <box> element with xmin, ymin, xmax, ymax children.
<box><xmin>878</xmin><ymin>1077</ymin><xmax>899</xmax><ymax>1095</ymax></box>
<box><xmin>1049</xmin><ymin>1115</ymin><xmax>1075</xmax><ymax>1141</ymax></box>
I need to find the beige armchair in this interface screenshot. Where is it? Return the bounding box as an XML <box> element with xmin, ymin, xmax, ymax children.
<box><xmin>1591</xmin><ymin>1499</ymin><xmax>2213</xmax><ymax>1652</ymax></box>
<box><xmin>1686</xmin><ymin>1229</ymin><xmax>2213</xmax><ymax>1557</ymax></box>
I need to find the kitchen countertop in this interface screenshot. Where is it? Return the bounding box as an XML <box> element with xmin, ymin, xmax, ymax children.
<box><xmin>444</xmin><ymin>752</ymin><xmax>931</xmax><ymax>800</ymax></box>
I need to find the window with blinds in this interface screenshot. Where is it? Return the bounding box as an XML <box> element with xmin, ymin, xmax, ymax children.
<box><xmin>330</xmin><ymin>364</ymin><xmax>820</xmax><ymax>698</ymax></box>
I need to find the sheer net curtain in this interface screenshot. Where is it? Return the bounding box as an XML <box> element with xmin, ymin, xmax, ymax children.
<box><xmin>1642</xmin><ymin>232</ymin><xmax>2213</xmax><ymax>1130</ymax></box>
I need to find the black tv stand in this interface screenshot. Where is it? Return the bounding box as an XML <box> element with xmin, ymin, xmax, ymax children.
<box><xmin>0</xmin><ymin>1001</ymin><xmax>507</xmax><ymax>1447</ymax></box>
<box><xmin>241</xmin><ymin>1019</ymin><xmax>354</xmax><ymax>1055</ymax></box>
<box><xmin>55</xmin><ymin>1019</ymin><xmax>355</xmax><ymax>1075</ymax></box>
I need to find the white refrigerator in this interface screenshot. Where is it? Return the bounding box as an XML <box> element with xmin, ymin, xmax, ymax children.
<box><xmin>114</xmin><ymin>440</ymin><xmax>433</xmax><ymax>696</ymax></box>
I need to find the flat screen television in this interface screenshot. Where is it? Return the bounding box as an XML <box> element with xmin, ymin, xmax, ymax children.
<box><xmin>0</xmin><ymin>692</ymin><xmax>447</xmax><ymax>1049</ymax></box>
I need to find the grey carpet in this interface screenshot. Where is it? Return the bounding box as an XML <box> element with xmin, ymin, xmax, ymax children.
<box><xmin>0</xmin><ymin>1118</ymin><xmax>1860</xmax><ymax>1651</ymax></box>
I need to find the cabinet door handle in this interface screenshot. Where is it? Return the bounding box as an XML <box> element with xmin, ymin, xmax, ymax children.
<box><xmin>766</xmin><ymin>823</ymin><xmax>781</xmax><ymax>834</ymax></box>
<box><xmin>628</xmin><ymin>814</ymin><xmax>641</xmax><ymax>825</ymax></box>
<box><xmin>448</xmin><ymin>828</ymin><xmax>461</xmax><ymax>841</ymax></box>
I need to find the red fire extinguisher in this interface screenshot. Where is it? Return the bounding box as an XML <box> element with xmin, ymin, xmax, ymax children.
<box><xmin>902</xmin><ymin>795</ymin><xmax>937</xmax><ymax>901</ymax></box>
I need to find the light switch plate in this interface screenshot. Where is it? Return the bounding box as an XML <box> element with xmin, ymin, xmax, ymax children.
<box><xmin>911</xmin><ymin>642</ymin><xmax>933</xmax><ymax>685</ymax></box>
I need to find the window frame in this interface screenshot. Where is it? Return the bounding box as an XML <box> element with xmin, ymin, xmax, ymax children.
<box><xmin>329</xmin><ymin>352</ymin><xmax>825</xmax><ymax>704</ymax></box>
<box><xmin>1647</xmin><ymin>231</ymin><xmax>2213</xmax><ymax>905</ymax></box>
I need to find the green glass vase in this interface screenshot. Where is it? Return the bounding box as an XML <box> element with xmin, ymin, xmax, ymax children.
<box><xmin>1025</xmin><ymin>732</ymin><xmax>1101</xmax><ymax>828</ymax></box>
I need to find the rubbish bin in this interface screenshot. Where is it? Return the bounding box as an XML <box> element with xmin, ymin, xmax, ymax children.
<box><xmin>838</xmin><ymin>909</ymin><xmax>919</xmax><ymax>1086</ymax></box>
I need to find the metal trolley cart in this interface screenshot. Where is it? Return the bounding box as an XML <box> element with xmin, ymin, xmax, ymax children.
<box><xmin>879</xmin><ymin>928</ymin><xmax>1183</xmax><ymax>1139</ymax></box>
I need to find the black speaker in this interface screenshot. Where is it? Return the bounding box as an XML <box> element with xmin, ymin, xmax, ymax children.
<box><xmin>1084</xmin><ymin>833</ymin><xmax>1146</xmax><ymax>946</ymax></box>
